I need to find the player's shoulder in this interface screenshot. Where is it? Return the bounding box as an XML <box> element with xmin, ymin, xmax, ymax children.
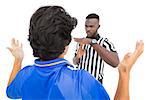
<box><xmin>19</xmin><ymin>65</ymin><xmax>35</xmax><ymax>76</ymax></box>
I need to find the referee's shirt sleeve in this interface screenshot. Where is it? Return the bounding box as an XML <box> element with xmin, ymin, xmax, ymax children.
<box><xmin>102</xmin><ymin>38</ymin><xmax>117</xmax><ymax>52</ymax></box>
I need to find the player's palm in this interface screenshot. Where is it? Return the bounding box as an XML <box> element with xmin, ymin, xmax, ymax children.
<box><xmin>7</xmin><ymin>38</ymin><xmax>24</xmax><ymax>60</ymax></box>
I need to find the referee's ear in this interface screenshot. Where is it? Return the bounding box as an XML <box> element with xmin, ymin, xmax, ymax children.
<box><xmin>97</xmin><ymin>25</ymin><xmax>100</xmax><ymax>30</ymax></box>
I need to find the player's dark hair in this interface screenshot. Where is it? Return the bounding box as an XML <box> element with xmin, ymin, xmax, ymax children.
<box><xmin>28</xmin><ymin>6</ymin><xmax>77</xmax><ymax>60</ymax></box>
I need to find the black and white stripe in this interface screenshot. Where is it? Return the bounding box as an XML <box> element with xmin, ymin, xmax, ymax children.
<box><xmin>75</xmin><ymin>36</ymin><xmax>116</xmax><ymax>81</ymax></box>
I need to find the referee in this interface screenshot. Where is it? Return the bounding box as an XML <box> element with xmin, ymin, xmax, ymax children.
<box><xmin>73</xmin><ymin>13</ymin><xmax>119</xmax><ymax>83</ymax></box>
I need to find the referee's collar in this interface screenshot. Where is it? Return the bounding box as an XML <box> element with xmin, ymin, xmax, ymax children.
<box><xmin>86</xmin><ymin>34</ymin><xmax>100</xmax><ymax>40</ymax></box>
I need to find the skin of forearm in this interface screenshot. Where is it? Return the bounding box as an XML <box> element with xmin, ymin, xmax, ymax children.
<box><xmin>114</xmin><ymin>72</ymin><xmax>130</xmax><ymax>100</ymax></box>
<box><xmin>92</xmin><ymin>44</ymin><xmax>119</xmax><ymax>67</ymax></box>
<box><xmin>7</xmin><ymin>59</ymin><xmax>22</xmax><ymax>86</ymax></box>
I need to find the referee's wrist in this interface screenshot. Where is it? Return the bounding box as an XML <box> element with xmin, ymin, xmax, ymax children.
<box><xmin>90</xmin><ymin>39</ymin><xmax>98</xmax><ymax>46</ymax></box>
<box><xmin>90</xmin><ymin>43</ymin><xmax>98</xmax><ymax>46</ymax></box>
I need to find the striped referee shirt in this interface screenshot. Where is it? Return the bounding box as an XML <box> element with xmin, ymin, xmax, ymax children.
<box><xmin>75</xmin><ymin>34</ymin><xmax>117</xmax><ymax>81</ymax></box>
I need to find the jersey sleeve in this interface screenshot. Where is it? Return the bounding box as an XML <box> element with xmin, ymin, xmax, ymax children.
<box><xmin>80</xmin><ymin>70</ymin><xmax>110</xmax><ymax>100</ymax></box>
<box><xmin>102</xmin><ymin>38</ymin><xmax>117</xmax><ymax>52</ymax></box>
<box><xmin>6</xmin><ymin>66</ymin><xmax>33</xmax><ymax>99</ymax></box>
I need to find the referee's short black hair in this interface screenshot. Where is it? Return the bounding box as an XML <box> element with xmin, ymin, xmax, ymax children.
<box><xmin>86</xmin><ymin>13</ymin><xmax>99</xmax><ymax>20</ymax></box>
<box><xmin>28</xmin><ymin>6</ymin><xmax>77</xmax><ymax>60</ymax></box>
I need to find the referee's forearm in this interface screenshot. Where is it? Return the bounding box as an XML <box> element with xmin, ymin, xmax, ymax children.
<box><xmin>92</xmin><ymin>44</ymin><xmax>119</xmax><ymax>67</ymax></box>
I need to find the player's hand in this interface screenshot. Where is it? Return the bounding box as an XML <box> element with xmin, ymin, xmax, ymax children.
<box><xmin>118</xmin><ymin>40</ymin><xmax>144</xmax><ymax>74</ymax></box>
<box><xmin>7</xmin><ymin>38</ymin><xmax>24</xmax><ymax>61</ymax></box>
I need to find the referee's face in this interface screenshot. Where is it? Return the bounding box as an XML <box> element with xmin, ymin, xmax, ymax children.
<box><xmin>85</xmin><ymin>18</ymin><xmax>99</xmax><ymax>37</ymax></box>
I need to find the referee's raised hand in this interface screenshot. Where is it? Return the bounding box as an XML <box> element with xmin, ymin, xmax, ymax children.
<box><xmin>76</xmin><ymin>44</ymin><xmax>85</xmax><ymax>59</ymax></box>
<box><xmin>74</xmin><ymin>37</ymin><xmax>92</xmax><ymax>45</ymax></box>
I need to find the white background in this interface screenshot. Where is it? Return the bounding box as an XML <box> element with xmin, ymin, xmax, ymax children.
<box><xmin>0</xmin><ymin>0</ymin><xmax>149</xmax><ymax>100</ymax></box>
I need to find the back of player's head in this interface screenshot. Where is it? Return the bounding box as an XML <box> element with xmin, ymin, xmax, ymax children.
<box><xmin>28</xmin><ymin>6</ymin><xmax>77</xmax><ymax>60</ymax></box>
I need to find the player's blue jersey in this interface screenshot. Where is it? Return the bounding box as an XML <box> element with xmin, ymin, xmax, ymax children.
<box><xmin>7</xmin><ymin>58</ymin><xmax>110</xmax><ymax>100</ymax></box>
